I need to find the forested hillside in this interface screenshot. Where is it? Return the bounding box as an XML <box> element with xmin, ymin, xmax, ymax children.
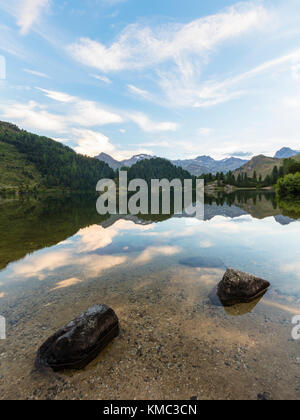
<box><xmin>0</xmin><ymin>141</ymin><xmax>42</xmax><ymax>192</ymax></box>
<box><xmin>126</xmin><ymin>157</ymin><xmax>194</xmax><ymax>183</ymax></box>
<box><xmin>0</xmin><ymin>121</ymin><xmax>114</xmax><ymax>192</ymax></box>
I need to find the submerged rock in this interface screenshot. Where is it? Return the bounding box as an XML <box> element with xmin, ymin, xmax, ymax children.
<box><xmin>217</xmin><ymin>268</ymin><xmax>270</xmax><ymax>307</ymax></box>
<box><xmin>180</xmin><ymin>256</ymin><xmax>225</xmax><ymax>269</ymax></box>
<box><xmin>36</xmin><ymin>305</ymin><xmax>119</xmax><ymax>371</ymax></box>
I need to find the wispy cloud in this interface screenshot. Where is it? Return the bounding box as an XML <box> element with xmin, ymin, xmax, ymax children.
<box><xmin>68</xmin><ymin>2</ymin><xmax>268</xmax><ymax>72</ymax></box>
<box><xmin>0</xmin><ymin>24</ymin><xmax>26</xmax><ymax>57</ymax></box>
<box><xmin>127</xmin><ymin>84</ymin><xmax>152</xmax><ymax>100</ymax></box>
<box><xmin>36</xmin><ymin>87</ymin><xmax>77</xmax><ymax>103</ymax></box>
<box><xmin>187</xmin><ymin>48</ymin><xmax>300</xmax><ymax>108</ymax></box>
<box><xmin>127</xmin><ymin>112</ymin><xmax>179</xmax><ymax>132</ymax></box>
<box><xmin>24</xmin><ymin>68</ymin><xmax>50</xmax><ymax>78</ymax></box>
<box><xmin>67</xmin><ymin>2</ymin><xmax>271</xmax><ymax>109</ymax></box>
<box><xmin>37</xmin><ymin>87</ymin><xmax>123</xmax><ymax>126</ymax></box>
<box><xmin>91</xmin><ymin>74</ymin><xmax>112</xmax><ymax>84</ymax></box>
<box><xmin>36</xmin><ymin>87</ymin><xmax>179</xmax><ymax>133</ymax></box>
<box><xmin>16</xmin><ymin>0</ymin><xmax>50</xmax><ymax>35</ymax></box>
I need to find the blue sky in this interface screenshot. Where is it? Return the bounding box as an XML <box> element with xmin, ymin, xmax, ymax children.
<box><xmin>0</xmin><ymin>0</ymin><xmax>300</xmax><ymax>160</ymax></box>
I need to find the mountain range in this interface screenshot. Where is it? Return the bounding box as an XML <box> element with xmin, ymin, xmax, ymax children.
<box><xmin>95</xmin><ymin>153</ymin><xmax>155</xmax><ymax>170</ymax></box>
<box><xmin>95</xmin><ymin>153</ymin><xmax>248</xmax><ymax>175</ymax></box>
<box><xmin>95</xmin><ymin>147</ymin><xmax>300</xmax><ymax>176</ymax></box>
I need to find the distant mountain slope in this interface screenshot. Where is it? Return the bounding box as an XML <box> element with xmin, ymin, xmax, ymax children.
<box><xmin>175</xmin><ymin>156</ymin><xmax>248</xmax><ymax>175</ymax></box>
<box><xmin>234</xmin><ymin>155</ymin><xmax>284</xmax><ymax>178</ymax></box>
<box><xmin>96</xmin><ymin>152</ymin><xmax>248</xmax><ymax>175</ymax></box>
<box><xmin>95</xmin><ymin>153</ymin><xmax>121</xmax><ymax>170</ymax></box>
<box><xmin>274</xmin><ymin>147</ymin><xmax>300</xmax><ymax>159</ymax></box>
<box><xmin>235</xmin><ymin>153</ymin><xmax>300</xmax><ymax>178</ymax></box>
<box><xmin>0</xmin><ymin>121</ymin><xmax>114</xmax><ymax>191</ymax></box>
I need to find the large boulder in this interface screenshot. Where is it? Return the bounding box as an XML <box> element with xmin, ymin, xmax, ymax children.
<box><xmin>217</xmin><ymin>269</ymin><xmax>270</xmax><ymax>307</ymax></box>
<box><xmin>36</xmin><ymin>305</ymin><xmax>119</xmax><ymax>371</ymax></box>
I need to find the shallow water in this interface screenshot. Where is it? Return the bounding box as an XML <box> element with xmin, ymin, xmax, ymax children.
<box><xmin>0</xmin><ymin>192</ymin><xmax>300</xmax><ymax>400</ymax></box>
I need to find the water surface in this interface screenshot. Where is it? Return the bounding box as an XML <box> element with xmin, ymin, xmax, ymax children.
<box><xmin>0</xmin><ymin>192</ymin><xmax>299</xmax><ymax>400</ymax></box>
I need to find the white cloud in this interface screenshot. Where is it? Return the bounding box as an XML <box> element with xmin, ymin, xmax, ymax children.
<box><xmin>36</xmin><ymin>87</ymin><xmax>177</xmax><ymax>131</ymax></box>
<box><xmin>37</xmin><ymin>88</ymin><xmax>76</xmax><ymax>103</ymax></box>
<box><xmin>17</xmin><ymin>0</ymin><xmax>50</xmax><ymax>35</ymax></box>
<box><xmin>72</xmin><ymin>129</ymin><xmax>116</xmax><ymax>156</ymax></box>
<box><xmin>0</xmin><ymin>90</ymin><xmax>174</xmax><ymax>157</ymax></box>
<box><xmin>0</xmin><ymin>100</ymin><xmax>66</xmax><ymax>132</ymax></box>
<box><xmin>156</xmin><ymin>47</ymin><xmax>300</xmax><ymax>108</ymax></box>
<box><xmin>197</xmin><ymin>49</ymin><xmax>300</xmax><ymax>105</ymax></box>
<box><xmin>71</xmin><ymin>100</ymin><xmax>123</xmax><ymax>126</ymax></box>
<box><xmin>71</xmin><ymin>128</ymin><xmax>153</xmax><ymax>159</ymax></box>
<box><xmin>127</xmin><ymin>84</ymin><xmax>152</xmax><ymax>99</ymax></box>
<box><xmin>68</xmin><ymin>3</ymin><xmax>268</xmax><ymax>73</ymax></box>
<box><xmin>67</xmin><ymin>2</ymin><xmax>272</xmax><ymax>109</ymax></box>
<box><xmin>91</xmin><ymin>74</ymin><xmax>112</xmax><ymax>84</ymax></box>
<box><xmin>128</xmin><ymin>112</ymin><xmax>179</xmax><ymax>132</ymax></box>
<box><xmin>24</xmin><ymin>69</ymin><xmax>50</xmax><ymax>78</ymax></box>
<box><xmin>37</xmin><ymin>87</ymin><xmax>123</xmax><ymax>126</ymax></box>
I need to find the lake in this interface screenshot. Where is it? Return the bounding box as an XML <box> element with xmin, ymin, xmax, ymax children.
<box><xmin>0</xmin><ymin>191</ymin><xmax>300</xmax><ymax>400</ymax></box>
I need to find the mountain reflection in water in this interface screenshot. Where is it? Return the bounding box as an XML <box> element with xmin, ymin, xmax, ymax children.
<box><xmin>0</xmin><ymin>191</ymin><xmax>299</xmax><ymax>272</ymax></box>
<box><xmin>0</xmin><ymin>191</ymin><xmax>300</xmax><ymax>297</ymax></box>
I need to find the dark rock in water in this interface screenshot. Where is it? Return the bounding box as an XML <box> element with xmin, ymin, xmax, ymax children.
<box><xmin>36</xmin><ymin>305</ymin><xmax>119</xmax><ymax>371</ymax></box>
<box><xmin>180</xmin><ymin>256</ymin><xmax>225</xmax><ymax>269</ymax></box>
<box><xmin>217</xmin><ymin>268</ymin><xmax>270</xmax><ymax>307</ymax></box>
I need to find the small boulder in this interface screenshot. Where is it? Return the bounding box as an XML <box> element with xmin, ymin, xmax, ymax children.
<box><xmin>217</xmin><ymin>268</ymin><xmax>270</xmax><ymax>307</ymax></box>
<box><xmin>36</xmin><ymin>305</ymin><xmax>119</xmax><ymax>371</ymax></box>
